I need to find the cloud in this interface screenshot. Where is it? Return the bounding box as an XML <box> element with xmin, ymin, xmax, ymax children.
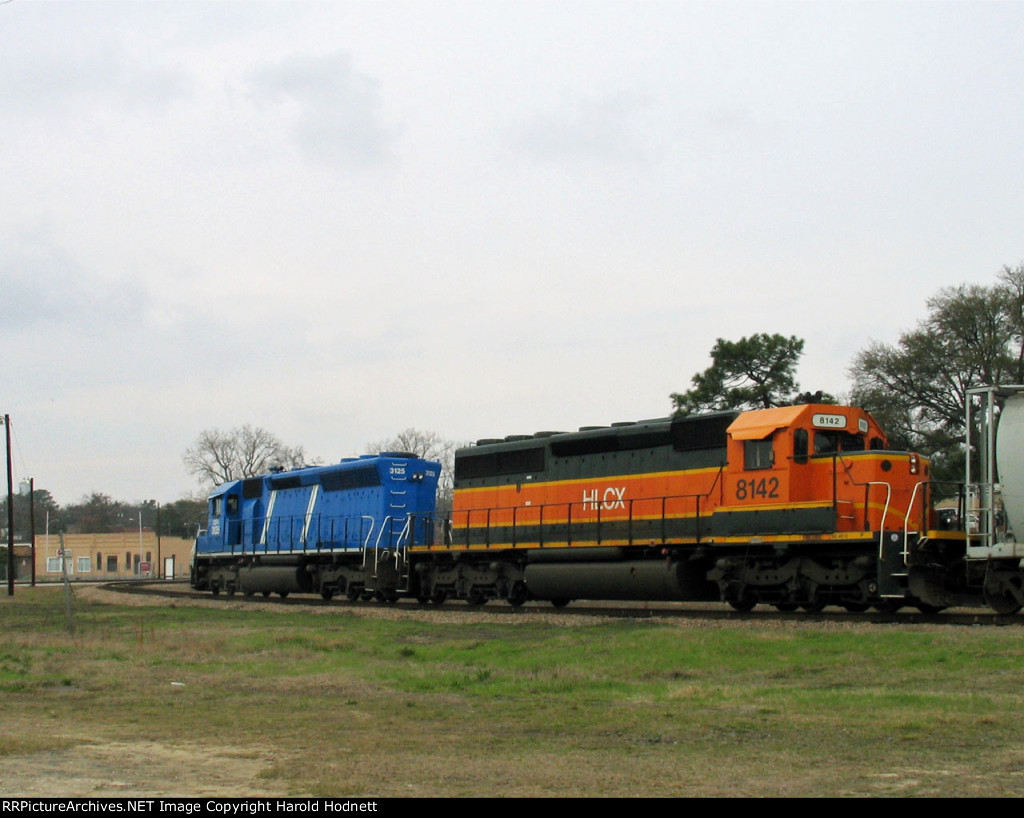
<box><xmin>510</xmin><ymin>92</ymin><xmax>655</xmax><ymax>164</ymax></box>
<box><xmin>246</xmin><ymin>51</ymin><xmax>394</xmax><ymax>166</ymax></box>
<box><xmin>0</xmin><ymin>27</ymin><xmax>190</xmax><ymax>116</ymax></box>
<box><xmin>0</xmin><ymin>232</ymin><xmax>149</xmax><ymax>329</ymax></box>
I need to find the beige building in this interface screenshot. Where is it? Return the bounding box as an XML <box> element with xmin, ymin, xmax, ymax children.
<box><xmin>13</xmin><ymin>531</ymin><xmax>195</xmax><ymax>583</ymax></box>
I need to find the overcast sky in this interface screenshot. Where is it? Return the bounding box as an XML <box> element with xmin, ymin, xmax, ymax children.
<box><xmin>2</xmin><ymin>0</ymin><xmax>1023</xmax><ymax>506</ymax></box>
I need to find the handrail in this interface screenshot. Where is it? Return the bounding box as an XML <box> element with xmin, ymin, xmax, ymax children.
<box><xmin>370</xmin><ymin>514</ymin><xmax>412</xmax><ymax>570</ymax></box>
<box><xmin>360</xmin><ymin>516</ymin><xmax>377</xmax><ymax>566</ymax></box>
<box><xmin>204</xmin><ymin>511</ymin><xmax>448</xmax><ymax>560</ymax></box>
<box><xmin>449</xmin><ymin>489</ymin><xmax>715</xmax><ymax>549</ymax></box>
<box><xmin>904</xmin><ymin>481</ymin><xmax>928</xmax><ymax>562</ymax></box>
<box><xmin>859</xmin><ymin>481</ymin><xmax>893</xmax><ymax>563</ymax></box>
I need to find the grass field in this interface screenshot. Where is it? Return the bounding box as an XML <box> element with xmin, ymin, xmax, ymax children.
<box><xmin>3</xmin><ymin>585</ymin><xmax>1024</xmax><ymax>797</ymax></box>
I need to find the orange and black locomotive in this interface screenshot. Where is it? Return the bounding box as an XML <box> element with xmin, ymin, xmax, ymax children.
<box><xmin>412</xmin><ymin>401</ymin><xmax>947</xmax><ymax>611</ymax></box>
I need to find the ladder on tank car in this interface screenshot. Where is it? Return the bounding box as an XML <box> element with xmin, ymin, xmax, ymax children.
<box><xmin>964</xmin><ymin>385</ymin><xmax>1024</xmax><ymax>561</ymax></box>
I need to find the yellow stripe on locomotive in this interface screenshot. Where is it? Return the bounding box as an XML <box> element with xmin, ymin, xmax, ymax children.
<box><xmin>444</xmin><ymin>403</ymin><xmax>932</xmax><ymax>552</ymax></box>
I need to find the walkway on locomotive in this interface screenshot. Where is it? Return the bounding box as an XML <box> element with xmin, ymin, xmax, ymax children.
<box><xmin>439</xmin><ymin>403</ymin><xmax>937</xmax><ymax>551</ymax></box>
<box><xmin>194</xmin><ymin>454</ymin><xmax>441</xmax><ymax>557</ymax></box>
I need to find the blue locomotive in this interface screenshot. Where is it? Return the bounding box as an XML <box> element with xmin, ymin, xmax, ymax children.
<box><xmin>190</xmin><ymin>453</ymin><xmax>440</xmax><ymax>601</ymax></box>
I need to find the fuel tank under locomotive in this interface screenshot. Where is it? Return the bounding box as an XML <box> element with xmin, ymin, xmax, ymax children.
<box><xmin>236</xmin><ymin>561</ymin><xmax>314</xmax><ymax>596</ymax></box>
<box><xmin>522</xmin><ymin>549</ymin><xmax>719</xmax><ymax>602</ymax></box>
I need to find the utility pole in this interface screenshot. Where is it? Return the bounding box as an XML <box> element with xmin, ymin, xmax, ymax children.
<box><xmin>30</xmin><ymin>477</ymin><xmax>36</xmax><ymax>586</ymax></box>
<box><xmin>59</xmin><ymin>532</ymin><xmax>74</xmax><ymax>636</ymax></box>
<box><xmin>5</xmin><ymin>415</ymin><xmax>13</xmax><ymax>597</ymax></box>
<box><xmin>156</xmin><ymin>502</ymin><xmax>162</xmax><ymax>579</ymax></box>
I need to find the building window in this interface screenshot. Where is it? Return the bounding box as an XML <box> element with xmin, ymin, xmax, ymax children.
<box><xmin>77</xmin><ymin>556</ymin><xmax>91</xmax><ymax>573</ymax></box>
<box><xmin>96</xmin><ymin>552</ymin><xmax>102</xmax><ymax>571</ymax></box>
<box><xmin>106</xmin><ymin>555</ymin><xmax>117</xmax><ymax>572</ymax></box>
<box><xmin>46</xmin><ymin>553</ymin><xmax>73</xmax><ymax>574</ymax></box>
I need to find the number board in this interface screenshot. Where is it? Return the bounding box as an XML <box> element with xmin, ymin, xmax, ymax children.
<box><xmin>812</xmin><ymin>413</ymin><xmax>847</xmax><ymax>429</ymax></box>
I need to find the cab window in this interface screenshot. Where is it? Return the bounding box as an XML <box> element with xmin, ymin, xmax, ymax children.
<box><xmin>744</xmin><ymin>438</ymin><xmax>774</xmax><ymax>470</ymax></box>
<box><xmin>794</xmin><ymin>429</ymin><xmax>809</xmax><ymax>464</ymax></box>
<box><xmin>814</xmin><ymin>431</ymin><xmax>865</xmax><ymax>454</ymax></box>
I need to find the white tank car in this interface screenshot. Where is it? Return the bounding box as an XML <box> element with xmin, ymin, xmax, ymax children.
<box><xmin>996</xmin><ymin>392</ymin><xmax>1024</xmax><ymax>545</ymax></box>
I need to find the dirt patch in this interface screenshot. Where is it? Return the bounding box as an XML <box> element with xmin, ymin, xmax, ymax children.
<box><xmin>4</xmin><ymin>736</ymin><xmax>278</xmax><ymax>798</ymax></box>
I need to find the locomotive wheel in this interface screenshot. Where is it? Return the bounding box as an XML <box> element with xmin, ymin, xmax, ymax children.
<box><xmin>346</xmin><ymin>586</ymin><xmax>361</xmax><ymax>602</ymax></box>
<box><xmin>320</xmin><ymin>587</ymin><xmax>334</xmax><ymax>601</ymax></box>
<box><xmin>873</xmin><ymin>600</ymin><xmax>903</xmax><ymax>613</ymax></box>
<box><xmin>842</xmin><ymin>602</ymin><xmax>869</xmax><ymax>613</ymax></box>
<box><xmin>466</xmin><ymin>589</ymin><xmax>488</xmax><ymax>606</ymax></box>
<box><xmin>984</xmin><ymin>587</ymin><xmax>1023</xmax><ymax>615</ymax></box>
<box><xmin>279</xmin><ymin>591</ymin><xmax>289</xmax><ymax>599</ymax></box>
<box><xmin>262</xmin><ymin>591</ymin><xmax>272</xmax><ymax>598</ymax></box>
<box><xmin>431</xmin><ymin>590</ymin><xmax>448</xmax><ymax>605</ymax></box>
<box><xmin>774</xmin><ymin>603</ymin><xmax>799</xmax><ymax>612</ymax></box>
<box><xmin>507</xmin><ymin>581</ymin><xmax>528</xmax><ymax>608</ymax></box>
<box><xmin>914</xmin><ymin>603</ymin><xmax>946</xmax><ymax>615</ymax></box>
<box><xmin>801</xmin><ymin>599</ymin><xmax>826</xmax><ymax>613</ymax></box>
<box><xmin>550</xmin><ymin>598</ymin><xmax>571</xmax><ymax>608</ymax></box>
<box><xmin>243</xmin><ymin>590</ymin><xmax>255</xmax><ymax>598</ymax></box>
<box><xmin>728</xmin><ymin>589</ymin><xmax>756</xmax><ymax>612</ymax></box>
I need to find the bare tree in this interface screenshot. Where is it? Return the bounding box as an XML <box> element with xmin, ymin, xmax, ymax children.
<box><xmin>365</xmin><ymin>428</ymin><xmax>468</xmax><ymax>511</ymax></box>
<box><xmin>183</xmin><ymin>425</ymin><xmax>310</xmax><ymax>488</ymax></box>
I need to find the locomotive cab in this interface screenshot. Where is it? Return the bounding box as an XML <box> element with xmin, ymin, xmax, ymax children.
<box><xmin>714</xmin><ymin>403</ymin><xmax>927</xmax><ymax>538</ymax></box>
<box><xmin>705</xmin><ymin>403</ymin><xmax>938</xmax><ymax>611</ymax></box>
<box><xmin>190</xmin><ymin>481</ymin><xmax>243</xmax><ymax>591</ymax></box>
<box><xmin>210</xmin><ymin>483</ymin><xmax>243</xmax><ymax>546</ymax></box>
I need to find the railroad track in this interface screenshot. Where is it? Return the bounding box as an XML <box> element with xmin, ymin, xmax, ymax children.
<box><xmin>102</xmin><ymin>580</ymin><xmax>1022</xmax><ymax>627</ymax></box>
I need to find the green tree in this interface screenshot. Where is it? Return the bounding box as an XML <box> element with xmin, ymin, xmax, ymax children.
<box><xmin>849</xmin><ymin>266</ymin><xmax>1024</xmax><ymax>483</ymax></box>
<box><xmin>0</xmin><ymin>488</ymin><xmax>62</xmax><ymax>541</ymax></box>
<box><xmin>158</xmin><ymin>497</ymin><xmax>208</xmax><ymax>538</ymax></box>
<box><xmin>998</xmin><ymin>262</ymin><xmax>1024</xmax><ymax>381</ymax></box>
<box><xmin>63</xmin><ymin>493</ymin><xmax>124</xmax><ymax>534</ymax></box>
<box><xmin>671</xmin><ymin>334</ymin><xmax>806</xmax><ymax>415</ymax></box>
